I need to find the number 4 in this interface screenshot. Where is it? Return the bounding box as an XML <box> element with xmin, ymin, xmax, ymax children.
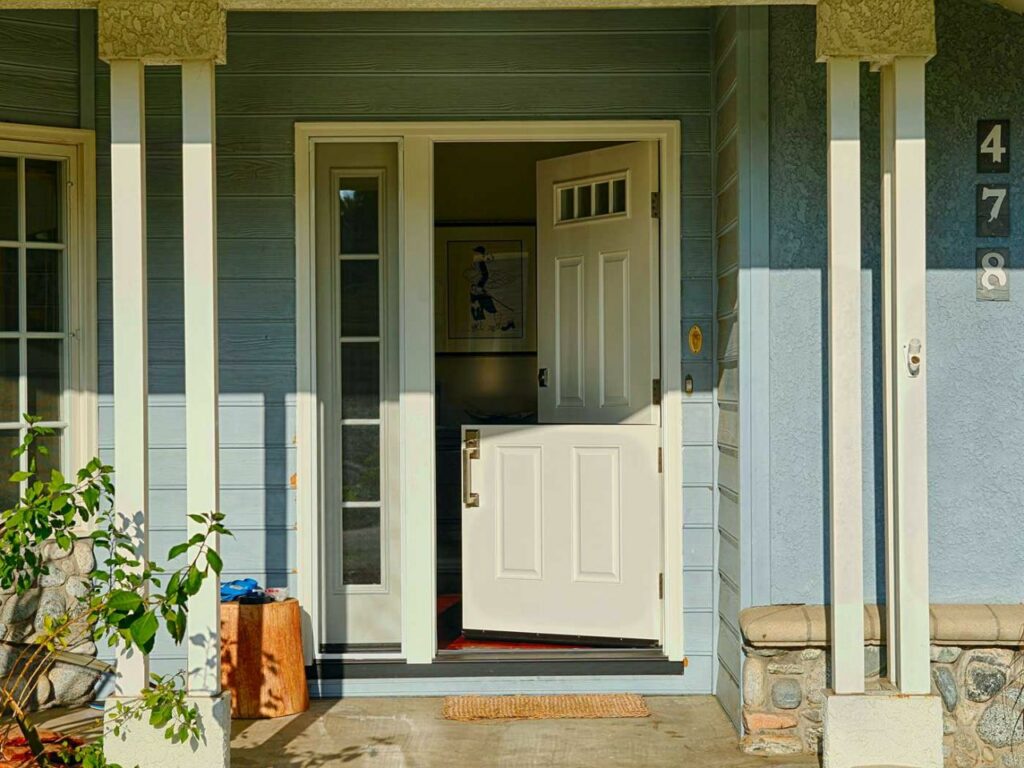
<box><xmin>981</xmin><ymin>123</ymin><xmax>1007</xmax><ymax>164</ymax></box>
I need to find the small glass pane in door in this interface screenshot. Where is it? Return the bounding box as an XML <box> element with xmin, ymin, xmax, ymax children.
<box><xmin>0</xmin><ymin>431</ymin><xmax>19</xmax><ymax>511</ymax></box>
<box><xmin>340</xmin><ymin>343</ymin><xmax>380</xmax><ymax>420</ymax></box>
<box><xmin>339</xmin><ymin>260</ymin><xmax>380</xmax><ymax>337</ymax></box>
<box><xmin>0</xmin><ymin>340</ymin><xmax>18</xmax><ymax>421</ymax></box>
<box><xmin>342</xmin><ymin>425</ymin><xmax>380</xmax><ymax>502</ymax></box>
<box><xmin>338</xmin><ymin>178</ymin><xmax>379</xmax><ymax>255</ymax></box>
<box><xmin>342</xmin><ymin>508</ymin><xmax>382</xmax><ymax>585</ymax></box>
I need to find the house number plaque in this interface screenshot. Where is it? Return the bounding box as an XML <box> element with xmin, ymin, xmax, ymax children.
<box><xmin>977</xmin><ymin>248</ymin><xmax>1010</xmax><ymax>301</ymax></box>
<box><xmin>977</xmin><ymin>184</ymin><xmax>1010</xmax><ymax>237</ymax></box>
<box><xmin>978</xmin><ymin>119</ymin><xmax>1010</xmax><ymax>174</ymax></box>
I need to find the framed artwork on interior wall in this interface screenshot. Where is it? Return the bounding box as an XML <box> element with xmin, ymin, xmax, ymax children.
<box><xmin>434</xmin><ymin>225</ymin><xmax>537</xmax><ymax>353</ymax></box>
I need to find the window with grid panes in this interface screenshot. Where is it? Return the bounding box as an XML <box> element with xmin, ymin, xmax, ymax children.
<box><xmin>0</xmin><ymin>154</ymin><xmax>69</xmax><ymax>509</ymax></box>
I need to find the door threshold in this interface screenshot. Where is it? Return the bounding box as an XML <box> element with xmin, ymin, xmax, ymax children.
<box><xmin>435</xmin><ymin>647</ymin><xmax>667</xmax><ymax>663</ymax></box>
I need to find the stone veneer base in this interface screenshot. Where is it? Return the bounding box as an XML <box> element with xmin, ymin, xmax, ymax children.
<box><xmin>822</xmin><ymin>692</ymin><xmax>943</xmax><ymax>768</ymax></box>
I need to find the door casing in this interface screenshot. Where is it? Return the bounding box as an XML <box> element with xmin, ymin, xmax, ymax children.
<box><xmin>295</xmin><ymin>121</ymin><xmax>683</xmax><ymax>667</ymax></box>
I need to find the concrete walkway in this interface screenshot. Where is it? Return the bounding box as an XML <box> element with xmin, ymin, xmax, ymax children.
<box><xmin>230</xmin><ymin>696</ymin><xmax>820</xmax><ymax>768</ymax></box>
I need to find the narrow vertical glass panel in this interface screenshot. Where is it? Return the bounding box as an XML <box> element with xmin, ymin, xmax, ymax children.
<box><xmin>29</xmin><ymin>430</ymin><xmax>60</xmax><ymax>482</ymax></box>
<box><xmin>595</xmin><ymin>181</ymin><xmax>611</xmax><ymax>216</ymax></box>
<box><xmin>339</xmin><ymin>260</ymin><xmax>379</xmax><ymax>337</ymax></box>
<box><xmin>0</xmin><ymin>248</ymin><xmax>18</xmax><ymax>331</ymax></box>
<box><xmin>612</xmin><ymin>178</ymin><xmax>627</xmax><ymax>213</ymax></box>
<box><xmin>0</xmin><ymin>340</ymin><xmax>18</xmax><ymax>422</ymax></box>
<box><xmin>341</xmin><ymin>425</ymin><xmax>380</xmax><ymax>502</ymax></box>
<box><xmin>340</xmin><ymin>342</ymin><xmax>380</xmax><ymax>420</ymax></box>
<box><xmin>342</xmin><ymin>508</ymin><xmax>382</xmax><ymax>585</ymax></box>
<box><xmin>26</xmin><ymin>249</ymin><xmax>61</xmax><ymax>331</ymax></box>
<box><xmin>27</xmin><ymin>339</ymin><xmax>61</xmax><ymax>421</ymax></box>
<box><xmin>338</xmin><ymin>177</ymin><xmax>379</xmax><ymax>255</ymax></box>
<box><xmin>0</xmin><ymin>430</ymin><xmax>19</xmax><ymax>512</ymax></box>
<box><xmin>25</xmin><ymin>160</ymin><xmax>61</xmax><ymax>243</ymax></box>
<box><xmin>559</xmin><ymin>187</ymin><xmax>575</xmax><ymax>221</ymax></box>
<box><xmin>0</xmin><ymin>158</ymin><xmax>16</xmax><ymax>241</ymax></box>
<box><xmin>577</xmin><ymin>185</ymin><xmax>593</xmax><ymax>218</ymax></box>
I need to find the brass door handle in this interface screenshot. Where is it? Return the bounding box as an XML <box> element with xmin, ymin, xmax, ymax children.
<box><xmin>462</xmin><ymin>429</ymin><xmax>480</xmax><ymax>508</ymax></box>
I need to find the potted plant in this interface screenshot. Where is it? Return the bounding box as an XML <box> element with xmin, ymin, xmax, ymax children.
<box><xmin>0</xmin><ymin>418</ymin><xmax>230</xmax><ymax>767</ymax></box>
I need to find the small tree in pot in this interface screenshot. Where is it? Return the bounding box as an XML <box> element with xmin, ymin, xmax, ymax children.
<box><xmin>0</xmin><ymin>419</ymin><xmax>229</xmax><ymax>767</ymax></box>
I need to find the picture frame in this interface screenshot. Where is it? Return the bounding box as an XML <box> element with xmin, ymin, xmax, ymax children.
<box><xmin>434</xmin><ymin>225</ymin><xmax>537</xmax><ymax>353</ymax></box>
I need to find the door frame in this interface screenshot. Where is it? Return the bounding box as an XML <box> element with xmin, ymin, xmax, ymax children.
<box><xmin>295</xmin><ymin>121</ymin><xmax>683</xmax><ymax>666</ymax></box>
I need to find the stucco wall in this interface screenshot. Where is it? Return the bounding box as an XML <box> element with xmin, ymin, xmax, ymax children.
<box><xmin>768</xmin><ymin>0</ymin><xmax>1024</xmax><ymax>604</ymax></box>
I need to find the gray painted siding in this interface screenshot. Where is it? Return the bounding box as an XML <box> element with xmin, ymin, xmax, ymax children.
<box><xmin>768</xmin><ymin>0</ymin><xmax>1024</xmax><ymax>605</ymax></box>
<box><xmin>0</xmin><ymin>10</ymin><xmax>82</xmax><ymax>128</ymax></box>
<box><xmin>88</xmin><ymin>9</ymin><xmax>720</xmax><ymax>684</ymax></box>
<box><xmin>712</xmin><ymin>6</ymin><xmax>742</xmax><ymax>728</ymax></box>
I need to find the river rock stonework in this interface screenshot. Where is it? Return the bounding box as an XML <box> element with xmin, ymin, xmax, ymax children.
<box><xmin>741</xmin><ymin>642</ymin><xmax>1024</xmax><ymax>767</ymax></box>
<box><xmin>0</xmin><ymin>541</ymin><xmax>101</xmax><ymax>710</ymax></box>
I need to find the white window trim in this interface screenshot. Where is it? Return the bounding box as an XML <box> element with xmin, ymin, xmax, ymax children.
<box><xmin>0</xmin><ymin>122</ymin><xmax>98</xmax><ymax>476</ymax></box>
<box><xmin>295</xmin><ymin>121</ymin><xmax>683</xmax><ymax>666</ymax></box>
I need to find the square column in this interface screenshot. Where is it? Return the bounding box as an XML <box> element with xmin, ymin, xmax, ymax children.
<box><xmin>825</xmin><ymin>56</ymin><xmax>865</xmax><ymax>696</ymax></box>
<box><xmin>885</xmin><ymin>56</ymin><xmax>932</xmax><ymax>696</ymax></box>
<box><xmin>108</xmin><ymin>58</ymin><xmax>150</xmax><ymax>697</ymax></box>
<box><xmin>182</xmin><ymin>58</ymin><xmax>223</xmax><ymax>697</ymax></box>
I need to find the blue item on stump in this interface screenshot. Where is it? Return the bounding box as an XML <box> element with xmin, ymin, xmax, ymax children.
<box><xmin>220</xmin><ymin>578</ymin><xmax>260</xmax><ymax>602</ymax></box>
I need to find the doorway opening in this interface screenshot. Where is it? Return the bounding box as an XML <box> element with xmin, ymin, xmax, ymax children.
<box><xmin>432</xmin><ymin>141</ymin><xmax>664</xmax><ymax>656</ymax></box>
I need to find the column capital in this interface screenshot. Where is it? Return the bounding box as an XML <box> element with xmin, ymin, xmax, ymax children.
<box><xmin>816</xmin><ymin>0</ymin><xmax>936</xmax><ymax>64</ymax></box>
<box><xmin>98</xmin><ymin>0</ymin><xmax>226</xmax><ymax>65</ymax></box>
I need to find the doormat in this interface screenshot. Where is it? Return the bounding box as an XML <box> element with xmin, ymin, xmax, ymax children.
<box><xmin>442</xmin><ymin>694</ymin><xmax>649</xmax><ymax>721</ymax></box>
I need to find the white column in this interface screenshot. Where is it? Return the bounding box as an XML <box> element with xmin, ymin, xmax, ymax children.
<box><xmin>400</xmin><ymin>135</ymin><xmax>436</xmax><ymax>664</ymax></box>
<box><xmin>826</xmin><ymin>57</ymin><xmax>866</xmax><ymax>695</ymax></box>
<box><xmin>181</xmin><ymin>60</ymin><xmax>222</xmax><ymax>695</ymax></box>
<box><xmin>889</xmin><ymin>56</ymin><xmax>931</xmax><ymax>695</ymax></box>
<box><xmin>109</xmin><ymin>59</ymin><xmax>150</xmax><ymax>696</ymax></box>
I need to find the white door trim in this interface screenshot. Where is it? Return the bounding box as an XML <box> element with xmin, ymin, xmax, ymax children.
<box><xmin>295</xmin><ymin>120</ymin><xmax>683</xmax><ymax>665</ymax></box>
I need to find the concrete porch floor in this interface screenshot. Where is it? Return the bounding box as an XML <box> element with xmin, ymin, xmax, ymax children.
<box><xmin>229</xmin><ymin>696</ymin><xmax>821</xmax><ymax>768</ymax></box>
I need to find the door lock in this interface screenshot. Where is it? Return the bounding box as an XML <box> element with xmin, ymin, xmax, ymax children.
<box><xmin>538</xmin><ymin>368</ymin><xmax>549</xmax><ymax>388</ymax></box>
<box><xmin>906</xmin><ymin>338</ymin><xmax>922</xmax><ymax>377</ymax></box>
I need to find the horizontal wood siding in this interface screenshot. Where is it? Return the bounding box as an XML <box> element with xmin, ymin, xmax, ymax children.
<box><xmin>0</xmin><ymin>11</ymin><xmax>81</xmax><ymax>128</ymax></box>
<box><xmin>713</xmin><ymin>6</ymin><xmax>742</xmax><ymax>729</ymax></box>
<box><xmin>90</xmin><ymin>9</ymin><xmax>717</xmax><ymax>681</ymax></box>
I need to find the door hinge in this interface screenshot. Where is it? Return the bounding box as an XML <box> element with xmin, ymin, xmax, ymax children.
<box><xmin>657</xmin><ymin>447</ymin><xmax>663</xmax><ymax>474</ymax></box>
<box><xmin>652</xmin><ymin>378</ymin><xmax>661</xmax><ymax>406</ymax></box>
<box><xmin>658</xmin><ymin>573</ymin><xmax>664</xmax><ymax>600</ymax></box>
<box><xmin>651</xmin><ymin>191</ymin><xmax>660</xmax><ymax>219</ymax></box>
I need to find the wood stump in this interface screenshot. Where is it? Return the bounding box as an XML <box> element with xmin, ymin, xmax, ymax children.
<box><xmin>220</xmin><ymin>598</ymin><xmax>309</xmax><ymax>719</ymax></box>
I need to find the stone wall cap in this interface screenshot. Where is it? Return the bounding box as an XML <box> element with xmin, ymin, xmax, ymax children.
<box><xmin>739</xmin><ymin>604</ymin><xmax>1024</xmax><ymax>648</ymax></box>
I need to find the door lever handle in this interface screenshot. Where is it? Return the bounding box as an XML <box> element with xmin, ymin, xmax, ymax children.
<box><xmin>538</xmin><ymin>368</ymin><xmax>549</xmax><ymax>388</ymax></box>
<box><xmin>462</xmin><ymin>429</ymin><xmax>480</xmax><ymax>508</ymax></box>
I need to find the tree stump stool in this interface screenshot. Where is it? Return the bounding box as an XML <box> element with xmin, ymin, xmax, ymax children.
<box><xmin>220</xmin><ymin>598</ymin><xmax>310</xmax><ymax>719</ymax></box>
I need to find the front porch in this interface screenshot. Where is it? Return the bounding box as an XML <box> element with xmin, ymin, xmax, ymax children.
<box><xmin>44</xmin><ymin>697</ymin><xmax>821</xmax><ymax>768</ymax></box>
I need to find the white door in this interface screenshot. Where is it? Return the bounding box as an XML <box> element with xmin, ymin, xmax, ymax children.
<box><xmin>461</xmin><ymin>142</ymin><xmax>662</xmax><ymax>643</ymax></box>
<box><xmin>537</xmin><ymin>142</ymin><xmax>660</xmax><ymax>425</ymax></box>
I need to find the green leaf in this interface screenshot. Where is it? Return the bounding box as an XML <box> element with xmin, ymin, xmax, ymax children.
<box><xmin>106</xmin><ymin>590</ymin><xmax>143</xmax><ymax>613</ymax></box>
<box><xmin>129</xmin><ymin>611</ymin><xmax>159</xmax><ymax>653</ymax></box>
<box><xmin>166</xmin><ymin>542</ymin><xmax>190</xmax><ymax>561</ymax></box>
<box><xmin>206</xmin><ymin>549</ymin><xmax>223</xmax><ymax>575</ymax></box>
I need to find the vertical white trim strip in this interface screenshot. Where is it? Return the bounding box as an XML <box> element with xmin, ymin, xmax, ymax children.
<box><xmin>400</xmin><ymin>135</ymin><xmax>437</xmax><ymax>664</ymax></box>
<box><xmin>109</xmin><ymin>59</ymin><xmax>149</xmax><ymax>695</ymax></box>
<box><xmin>826</xmin><ymin>57</ymin><xmax>866</xmax><ymax>695</ymax></box>
<box><xmin>879</xmin><ymin>63</ymin><xmax>900</xmax><ymax>690</ymax></box>
<box><xmin>892</xmin><ymin>56</ymin><xmax>931</xmax><ymax>696</ymax></box>
<box><xmin>182</xmin><ymin>59</ymin><xmax>221</xmax><ymax>696</ymax></box>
